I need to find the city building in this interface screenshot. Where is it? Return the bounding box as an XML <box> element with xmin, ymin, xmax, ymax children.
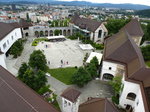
<box><xmin>100</xmin><ymin>27</ymin><xmax>150</xmax><ymax>111</ymax></box>
<box><xmin>0</xmin><ymin>22</ymin><xmax>22</xmax><ymax>68</ymax></box>
<box><xmin>0</xmin><ymin>20</ymin><xmax>32</xmax><ymax>68</ymax></box>
<box><xmin>70</xmin><ymin>15</ymin><xmax>108</xmax><ymax>43</ymax></box>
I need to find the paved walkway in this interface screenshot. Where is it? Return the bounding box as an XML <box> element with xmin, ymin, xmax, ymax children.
<box><xmin>46</xmin><ymin>74</ymin><xmax>114</xmax><ymax>110</ymax></box>
<box><xmin>46</xmin><ymin>74</ymin><xmax>70</xmax><ymax>111</ymax></box>
<box><xmin>5</xmin><ymin>37</ymin><xmax>35</xmax><ymax>76</ymax></box>
<box><xmin>15</xmin><ymin>38</ymin><xmax>35</xmax><ymax>69</ymax></box>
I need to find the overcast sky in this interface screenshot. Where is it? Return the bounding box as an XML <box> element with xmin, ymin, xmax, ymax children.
<box><xmin>59</xmin><ymin>0</ymin><xmax>150</xmax><ymax>6</ymax></box>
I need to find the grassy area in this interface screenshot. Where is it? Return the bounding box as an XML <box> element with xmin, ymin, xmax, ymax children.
<box><xmin>32</xmin><ymin>38</ymin><xmax>48</xmax><ymax>46</ymax></box>
<box><xmin>146</xmin><ymin>61</ymin><xmax>150</xmax><ymax>67</ymax></box>
<box><xmin>47</xmin><ymin>67</ymin><xmax>77</xmax><ymax>85</ymax></box>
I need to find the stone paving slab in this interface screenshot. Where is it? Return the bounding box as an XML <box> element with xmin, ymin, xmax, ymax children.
<box><xmin>35</xmin><ymin>39</ymin><xmax>92</xmax><ymax>68</ymax></box>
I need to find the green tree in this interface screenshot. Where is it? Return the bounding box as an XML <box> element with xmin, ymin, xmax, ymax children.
<box><xmin>22</xmin><ymin>68</ymin><xmax>36</xmax><ymax>90</ymax></box>
<box><xmin>109</xmin><ymin>75</ymin><xmax>122</xmax><ymax>105</ymax></box>
<box><xmin>141</xmin><ymin>45</ymin><xmax>150</xmax><ymax>61</ymax></box>
<box><xmin>71</xmin><ymin>67</ymin><xmax>92</xmax><ymax>87</ymax></box>
<box><xmin>85</xmin><ymin>63</ymin><xmax>97</xmax><ymax>78</ymax></box>
<box><xmin>19</xmin><ymin>68</ymin><xmax>47</xmax><ymax>91</ymax></box>
<box><xmin>9</xmin><ymin>39</ymin><xmax>24</xmax><ymax>58</ymax></box>
<box><xmin>35</xmin><ymin>70</ymin><xmax>47</xmax><ymax>91</ymax></box>
<box><xmin>29</xmin><ymin>50</ymin><xmax>47</xmax><ymax>71</ymax></box>
<box><xmin>83</xmin><ymin>53</ymin><xmax>89</xmax><ymax>64</ymax></box>
<box><xmin>26</xmin><ymin>13</ymin><xmax>31</xmax><ymax>22</ymax></box>
<box><xmin>18</xmin><ymin>62</ymin><xmax>29</xmax><ymax>80</ymax></box>
<box><xmin>64</xmin><ymin>20</ymin><xmax>68</xmax><ymax>27</ymax></box>
<box><xmin>90</xmin><ymin>56</ymin><xmax>99</xmax><ymax>68</ymax></box>
<box><xmin>106</xmin><ymin>19</ymin><xmax>130</xmax><ymax>35</ymax></box>
<box><xmin>54</xmin><ymin>29</ymin><xmax>61</xmax><ymax>36</ymax></box>
<box><xmin>38</xmin><ymin>85</ymin><xmax>51</xmax><ymax>95</ymax></box>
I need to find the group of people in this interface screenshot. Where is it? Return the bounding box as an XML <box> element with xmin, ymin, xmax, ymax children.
<box><xmin>60</xmin><ymin>59</ymin><xmax>69</xmax><ymax>67</ymax></box>
<box><xmin>47</xmin><ymin>59</ymin><xmax>69</xmax><ymax>68</ymax></box>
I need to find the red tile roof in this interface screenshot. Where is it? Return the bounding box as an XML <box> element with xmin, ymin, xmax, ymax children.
<box><xmin>79</xmin><ymin>98</ymin><xmax>119</xmax><ymax>112</ymax></box>
<box><xmin>0</xmin><ymin>66</ymin><xmax>59</xmax><ymax>112</ymax></box>
<box><xmin>61</xmin><ymin>87</ymin><xmax>81</xmax><ymax>103</ymax></box>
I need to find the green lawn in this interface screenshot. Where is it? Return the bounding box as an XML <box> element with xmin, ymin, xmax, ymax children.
<box><xmin>47</xmin><ymin>67</ymin><xmax>77</xmax><ymax>85</ymax></box>
<box><xmin>146</xmin><ymin>61</ymin><xmax>150</xmax><ymax>67</ymax></box>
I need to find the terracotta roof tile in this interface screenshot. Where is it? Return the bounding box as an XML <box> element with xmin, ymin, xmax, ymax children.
<box><xmin>120</xmin><ymin>19</ymin><xmax>144</xmax><ymax>37</ymax></box>
<box><xmin>61</xmin><ymin>87</ymin><xmax>81</xmax><ymax>103</ymax></box>
<box><xmin>0</xmin><ymin>66</ymin><xmax>59</xmax><ymax>112</ymax></box>
<box><xmin>79</xmin><ymin>98</ymin><xmax>119</xmax><ymax>112</ymax></box>
<box><xmin>71</xmin><ymin>15</ymin><xmax>102</xmax><ymax>32</ymax></box>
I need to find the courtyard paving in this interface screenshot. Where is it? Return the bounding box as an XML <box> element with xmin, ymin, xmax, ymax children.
<box><xmin>5</xmin><ymin>37</ymin><xmax>35</xmax><ymax>76</ymax></box>
<box><xmin>46</xmin><ymin>74</ymin><xmax>114</xmax><ymax>110</ymax></box>
<box><xmin>35</xmin><ymin>39</ymin><xmax>92</xmax><ymax>68</ymax></box>
<box><xmin>5</xmin><ymin>37</ymin><xmax>113</xmax><ymax>111</ymax></box>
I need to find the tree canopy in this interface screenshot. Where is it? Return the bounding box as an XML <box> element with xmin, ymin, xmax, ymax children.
<box><xmin>141</xmin><ymin>45</ymin><xmax>150</xmax><ymax>61</ymax></box>
<box><xmin>71</xmin><ymin>67</ymin><xmax>92</xmax><ymax>87</ymax></box>
<box><xmin>18</xmin><ymin>62</ymin><xmax>29</xmax><ymax>80</ymax></box>
<box><xmin>9</xmin><ymin>39</ymin><xmax>24</xmax><ymax>58</ymax></box>
<box><xmin>29</xmin><ymin>50</ymin><xmax>47</xmax><ymax>71</ymax></box>
<box><xmin>105</xmin><ymin>19</ymin><xmax>130</xmax><ymax>35</ymax></box>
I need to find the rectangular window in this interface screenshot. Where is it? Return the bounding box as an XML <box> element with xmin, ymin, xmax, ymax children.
<box><xmin>64</xmin><ymin>100</ymin><xmax>67</xmax><ymax>107</ymax></box>
<box><xmin>7</xmin><ymin>40</ymin><xmax>9</xmax><ymax>45</ymax></box>
<box><xmin>98</xmin><ymin>30</ymin><xmax>102</xmax><ymax>38</ymax></box>
<box><xmin>3</xmin><ymin>43</ymin><xmax>6</xmax><ymax>49</ymax></box>
<box><xmin>11</xmin><ymin>36</ymin><xmax>14</xmax><ymax>40</ymax></box>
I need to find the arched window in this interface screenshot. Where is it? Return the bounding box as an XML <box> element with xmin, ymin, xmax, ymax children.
<box><xmin>45</xmin><ymin>30</ymin><xmax>48</xmax><ymax>36</ymax></box>
<box><xmin>103</xmin><ymin>73</ymin><xmax>114</xmax><ymax>80</ymax></box>
<box><xmin>49</xmin><ymin>30</ymin><xmax>53</xmax><ymax>36</ymax></box>
<box><xmin>126</xmin><ymin>92</ymin><xmax>136</xmax><ymax>101</ymax></box>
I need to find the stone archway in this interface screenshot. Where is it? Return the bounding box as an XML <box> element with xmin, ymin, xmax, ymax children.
<box><xmin>35</xmin><ymin>31</ymin><xmax>39</xmax><ymax>37</ymax></box>
<box><xmin>63</xmin><ymin>30</ymin><xmax>66</xmax><ymax>36</ymax></box>
<box><xmin>67</xmin><ymin>29</ymin><xmax>71</xmax><ymax>36</ymax></box>
<box><xmin>102</xmin><ymin>73</ymin><xmax>114</xmax><ymax>80</ymax></box>
<box><xmin>60</xmin><ymin>30</ymin><xmax>62</xmax><ymax>35</ymax></box>
<box><xmin>45</xmin><ymin>30</ymin><xmax>48</xmax><ymax>36</ymax></box>
<box><xmin>126</xmin><ymin>92</ymin><xmax>136</xmax><ymax>101</ymax></box>
<box><xmin>49</xmin><ymin>30</ymin><xmax>53</xmax><ymax>36</ymax></box>
<box><xmin>25</xmin><ymin>32</ymin><xmax>29</xmax><ymax>37</ymax></box>
<box><xmin>40</xmin><ymin>31</ymin><xmax>44</xmax><ymax>37</ymax></box>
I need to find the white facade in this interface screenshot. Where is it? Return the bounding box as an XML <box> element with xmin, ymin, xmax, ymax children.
<box><xmin>62</xmin><ymin>97</ymin><xmax>80</xmax><ymax>112</ymax></box>
<box><xmin>0</xmin><ymin>28</ymin><xmax>22</xmax><ymax>68</ymax></box>
<box><xmin>120</xmin><ymin>77</ymin><xmax>145</xmax><ymax>112</ymax></box>
<box><xmin>101</xmin><ymin>61</ymin><xmax>145</xmax><ymax>112</ymax></box>
<box><xmin>90</xmin><ymin>23</ymin><xmax>108</xmax><ymax>43</ymax></box>
<box><xmin>100</xmin><ymin>61</ymin><xmax>124</xmax><ymax>80</ymax></box>
<box><xmin>72</xmin><ymin>23</ymin><xmax>108</xmax><ymax>43</ymax></box>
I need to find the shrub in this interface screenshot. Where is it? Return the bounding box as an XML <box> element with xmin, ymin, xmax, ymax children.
<box><xmin>9</xmin><ymin>39</ymin><xmax>24</xmax><ymax>58</ymax></box>
<box><xmin>32</xmin><ymin>38</ymin><xmax>48</xmax><ymax>46</ymax></box>
<box><xmin>112</xmin><ymin>96</ymin><xmax>119</xmax><ymax>105</ymax></box>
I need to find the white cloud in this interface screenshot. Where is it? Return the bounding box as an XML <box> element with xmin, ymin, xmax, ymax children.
<box><xmin>59</xmin><ymin>0</ymin><xmax>150</xmax><ymax>6</ymax></box>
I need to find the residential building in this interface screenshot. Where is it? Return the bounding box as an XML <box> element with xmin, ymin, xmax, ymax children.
<box><xmin>70</xmin><ymin>15</ymin><xmax>108</xmax><ymax>43</ymax></box>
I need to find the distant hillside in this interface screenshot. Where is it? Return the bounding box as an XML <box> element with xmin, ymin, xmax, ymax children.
<box><xmin>0</xmin><ymin>0</ymin><xmax>150</xmax><ymax>10</ymax></box>
<box><xmin>135</xmin><ymin>9</ymin><xmax>150</xmax><ymax>17</ymax></box>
